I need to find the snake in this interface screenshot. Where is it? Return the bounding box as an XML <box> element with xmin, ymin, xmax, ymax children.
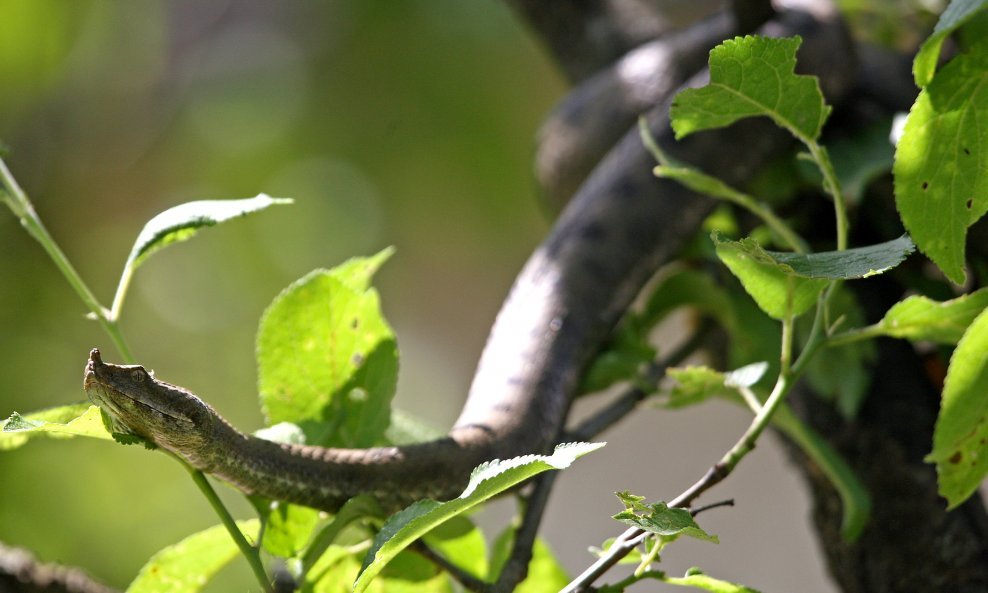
<box><xmin>83</xmin><ymin>9</ymin><xmax>854</xmax><ymax>515</ymax></box>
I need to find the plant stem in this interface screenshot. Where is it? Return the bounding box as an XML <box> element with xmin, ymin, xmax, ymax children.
<box><xmin>188</xmin><ymin>468</ymin><xmax>273</xmax><ymax>593</ymax></box>
<box><xmin>806</xmin><ymin>140</ymin><xmax>848</xmax><ymax>250</ymax></box>
<box><xmin>0</xmin><ymin>158</ymin><xmax>135</xmax><ymax>362</ymax></box>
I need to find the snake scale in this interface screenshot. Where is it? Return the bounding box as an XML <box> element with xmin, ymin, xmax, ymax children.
<box><xmin>84</xmin><ymin>8</ymin><xmax>854</xmax><ymax>514</ymax></box>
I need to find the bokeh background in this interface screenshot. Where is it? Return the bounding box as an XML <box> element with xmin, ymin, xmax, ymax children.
<box><xmin>0</xmin><ymin>2</ymin><xmax>926</xmax><ymax>591</ymax></box>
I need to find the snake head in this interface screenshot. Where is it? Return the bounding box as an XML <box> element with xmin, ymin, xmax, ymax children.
<box><xmin>84</xmin><ymin>348</ymin><xmax>213</xmax><ymax>458</ymax></box>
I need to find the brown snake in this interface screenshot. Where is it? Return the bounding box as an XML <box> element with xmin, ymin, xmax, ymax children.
<box><xmin>84</xmin><ymin>9</ymin><xmax>854</xmax><ymax>514</ymax></box>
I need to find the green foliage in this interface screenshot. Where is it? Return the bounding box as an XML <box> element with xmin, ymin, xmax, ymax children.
<box><xmin>769</xmin><ymin>235</ymin><xmax>915</xmax><ymax>280</ymax></box>
<box><xmin>877</xmin><ymin>288</ymin><xmax>988</xmax><ymax>344</ymax></box>
<box><xmin>612</xmin><ymin>493</ymin><xmax>718</xmax><ymax>544</ymax></box>
<box><xmin>126</xmin><ymin>194</ymin><xmax>292</xmax><ymax>270</ymax></box>
<box><xmin>895</xmin><ymin>39</ymin><xmax>988</xmax><ymax>284</ymax></box>
<box><xmin>127</xmin><ymin>520</ymin><xmax>259</xmax><ymax>593</ymax></box>
<box><xmin>259</xmin><ymin>502</ymin><xmax>320</xmax><ymax>559</ymax></box>
<box><xmin>663</xmin><ymin>568</ymin><xmax>762</xmax><ymax>593</ymax></box>
<box><xmin>801</xmin><ymin>288</ymin><xmax>875</xmax><ymax>419</ymax></box>
<box><xmin>712</xmin><ymin>234</ymin><xmax>827</xmax><ymax>319</ymax></box>
<box><xmin>670</xmin><ymin>36</ymin><xmax>829</xmax><ymax>143</ymax></box>
<box><xmin>353</xmin><ymin>442</ymin><xmax>603</xmax><ymax>593</ymax></box>
<box><xmin>664</xmin><ymin>363</ymin><xmax>767</xmax><ymax>409</ymax></box>
<box><xmin>0</xmin><ymin>403</ymin><xmax>112</xmax><ymax>449</ymax></box>
<box><xmin>490</xmin><ymin>530</ymin><xmax>569</xmax><ymax>592</ymax></box>
<box><xmin>926</xmin><ymin>306</ymin><xmax>988</xmax><ymax>507</ymax></box>
<box><xmin>256</xmin><ymin>252</ymin><xmax>398</xmax><ymax>447</ymax></box>
<box><xmin>912</xmin><ymin>0</ymin><xmax>988</xmax><ymax>87</ymax></box>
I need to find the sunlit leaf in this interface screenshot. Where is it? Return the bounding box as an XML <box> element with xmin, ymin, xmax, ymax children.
<box><xmin>895</xmin><ymin>40</ymin><xmax>988</xmax><ymax>284</ymax></box>
<box><xmin>489</xmin><ymin>530</ymin><xmax>569</xmax><ymax>592</ymax></box>
<box><xmin>257</xmin><ymin>253</ymin><xmax>397</xmax><ymax>447</ymax></box>
<box><xmin>926</xmin><ymin>306</ymin><xmax>988</xmax><ymax>507</ymax></box>
<box><xmin>352</xmin><ymin>443</ymin><xmax>603</xmax><ymax>593</ymax></box>
<box><xmin>670</xmin><ymin>36</ymin><xmax>830</xmax><ymax>143</ymax></box>
<box><xmin>664</xmin><ymin>567</ymin><xmax>762</xmax><ymax>593</ymax></box>
<box><xmin>913</xmin><ymin>0</ymin><xmax>988</xmax><ymax>87</ymax></box>
<box><xmin>712</xmin><ymin>233</ymin><xmax>827</xmax><ymax>320</ymax></box>
<box><xmin>127</xmin><ymin>194</ymin><xmax>291</xmax><ymax>270</ymax></box>
<box><xmin>1</xmin><ymin>404</ymin><xmax>112</xmax><ymax>450</ymax></box>
<box><xmin>127</xmin><ymin>520</ymin><xmax>259</xmax><ymax>593</ymax></box>
<box><xmin>878</xmin><ymin>288</ymin><xmax>988</xmax><ymax>344</ymax></box>
<box><xmin>613</xmin><ymin>493</ymin><xmax>718</xmax><ymax>543</ymax></box>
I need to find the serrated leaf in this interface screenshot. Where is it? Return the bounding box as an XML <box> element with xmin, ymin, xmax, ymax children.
<box><xmin>913</xmin><ymin>0</ymin><xmax>988</xmax><ymax>87</ymax></box>
<box><xmin>126</xmin><ymin>194</ymin><xmax>291</xmax><ymax>270</ymax></box>
<box><xmin>489</xmin><ymin>530</ymin><xmax>568</xmax><ymax>592</ymax></box>
<box><xmin>1</xmin><ymin>404</ymin><xmax>113</xmax><ymax>449</ymax></box>
<box><xmin>671</xmin><ymin>36</ymin><xmax>830</xmax><ymax>143</ymax></box>
<box><xmin>926</xmin><ymin>305</ymin><xmax>988</xmax><ymax>507</ymax></box>
<box><xmin>352</xmin><ymin>442</ymin><xmax>603</xmax><ymax>593</ymax></box>
<box><xmin>127</xmin><ymin>520</ymin><xmax>259</xmax><ymax>593</ymax></box>
<box><xmin>304</xmin><ymin>547</ymin><xmax>451</xmax><ymax>593</ymax></box>
<box><xmin>895</xmin><ymin>40</ymin><xmax>988</xmax><ymax>284</ymax></box>
<box><xmin>878</xmin><ymin>288</ymin><xmax>988</xmax><ymax>344</ymax></box>
<box><xmin>261</xmin><ymin>502</ymin><xmax>320</xmax><ymax>558</ymax></box>
<box><xmin>257</xmin><ymin>262</ymin><xmax>397</xmax><ymax>448</ymax></box>
<box><xmin>664</xmin><ymin>568</ymin><xmax>762</xmax><ymax>593</ymax></box>
<box><xmin>768</xmin><ymin>235</ymin><xmax>915</xmax><ymax>279</ymax></box>
<box><xmin>613</xmin><ymin>495</ymin><xmax>718</xmax><ymax>543</ymax></box>
<box><xmin>666</xmin><ymin>366</ymin><xmax>735</xmax><ymax>409</ymax></box>
<box><xmin>713</xmin><ymin>233</ymin><xmax>827</xmax><ymax>319</ymax></box>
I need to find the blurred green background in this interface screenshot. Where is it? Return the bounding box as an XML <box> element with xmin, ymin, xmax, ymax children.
<box><xmin>0</xmin><ymin>2</ymin><xmax>889</xmax><ymax>591</ymax></box>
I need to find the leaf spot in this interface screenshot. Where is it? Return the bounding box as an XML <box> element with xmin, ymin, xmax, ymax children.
<box><xmin>921</xmin><ymin>181</ymin><xmax>929</xmax><ymax>191</ymax></box>
<box><xmin>351</xmin><ymin>352</ymin><xmax>364</xmax><ymax>366</ymax></box>
<box><xmin>949</xmin><ymin>451</ymin><xmax>963</xmax><ymax>464</ymax></box>
<box><xmin>967</xmin><ymin>198</ymin><xmax>974</xmax><ymax>210</ymax></box>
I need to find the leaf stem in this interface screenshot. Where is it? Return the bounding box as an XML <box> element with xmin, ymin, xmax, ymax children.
<box><xmin>187</xmin><ymin>468</ymin><xmax>273</xmax><ymax>593</ymax></box>
<box><xmin>805</xmin><ymin>140</ymin><xmax>848</xmax><ymax>250</ymax></box>
<box><xmin>0</xmin><ymin>158</ymin><xmax>135</xmax><ymax>362</ymax></box>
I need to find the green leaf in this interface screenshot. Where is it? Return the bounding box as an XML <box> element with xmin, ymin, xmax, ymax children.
<box><xmin>913</xmin><ymin>0</ymin><xmax>988</xmax><ymax>87</ymax></box>
<box><xmin>664</xmin><ymin>567</ymin><xmax>762</xmax><ymax>593</ymax></box>
<box><xmin>1</xmin><ymin>404</ymin><xmax>113</xmax><ymax>450</ymax></box>
<box><xmin>664</xmin><ymin>363</ymin><xmax>767</xmax><ymax>409</ymax></box>
<box><xmin>894</xmin><ymin>40</ymin><xmax>988</xmax><ymax>284</ymax></box>
<box><xmin>640</xmin><ymin>269</ymin><xmax>735</xmax><ymax>332</ymax></box>
<box><xmin>926</xmin><ymin>305</ymin><xmax>988</xmax><ymax>507</ymax></box>
<box><xmin>422</xmin><ymin>516</ymin><xmax>487</xmax><ymax>580</ymax></box>
<box><xmin>768</xmin><ymin>235</ymin><xmax>915</xmax><ymax>279</ymax></box>
<box><xmin>878</xmin><ymin>288</ymin><xmax>988</xmax><ymax>344</ymax></box>
<box><xmin>384</xmin><ymin>408</ymin><xmax>445</xmax><ymax>445</ymax></box>
<box><xmin>670</xmin><ymin>36</ymin><xmax>830</xmax><ymax>143</ymax></box>
<box><xmin>352</xmin><ymin>442</ymin><xmax>603</xmax><ymax>593</ymax></box>
<box><xmin>489</xmin><ymin>530</ymin><xmax>569</xmax><ymax>593</ymax></box>
<box><xmin>126</xmin><ymin>194</ymin><xmax>291</xmax><ymax>270</ymax></box>
<box><xmin>304</xmin><ymin>548</ymin><xmax>451</xmax><ymax>593</ymax></box>
<box><xmin>257</xmin><ymin>258</ymin><xmax>398</xmax><ymax>448</ymax></box>
<box><xmin>613</xmin><ymin>494</ymin><xmax>718</xmax><ymax>543</ymax></box>
<box><xmin>127</xmin><ymin>520</ymin><xmax>259</xmax><ymax>593</ymax></box>
<box><xmin>261</xmin><ymin>502</ymin><xmax>320</xmax><ymax>558</ymax></box>
<box><xmin>301</xmin><ymin>495</ymin><xmax>383</xmax><ymax>576</ymax></box>
<box><xmin>712</xmin><ymin>233</ymin><xmax>827</xmax><ymax>320</ymax></box>
<box><xmin>329</xmin><ymin>248</ymin><xmax>395</xmax><ymax>292</ymax></box>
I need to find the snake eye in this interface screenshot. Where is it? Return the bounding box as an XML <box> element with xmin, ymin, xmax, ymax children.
<box><xmin>131</xmin><ymin>369</ymin><xmax>146</xmax><ymax>382</ymax></box>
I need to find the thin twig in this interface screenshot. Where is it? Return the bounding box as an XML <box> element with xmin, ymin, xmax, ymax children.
<box><xmin>568</xmin><ymin>319</ymin><xmax>714</xmax><ymax>442</ymax></box>
<box><xmin>412</xmin><ymin>541</ymin><xmax>488</xmax><ymax>593</ymax></box>
<box><xmin>690</xmin><ymin>499</ymin><xmax>735</xmax><ymax>517</ymax></box>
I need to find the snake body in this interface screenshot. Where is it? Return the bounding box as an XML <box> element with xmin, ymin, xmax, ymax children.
<box><xmin>84</xmin><ymin>10</ymin><xmax>853</xmax><ymax>514</ymax></box>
